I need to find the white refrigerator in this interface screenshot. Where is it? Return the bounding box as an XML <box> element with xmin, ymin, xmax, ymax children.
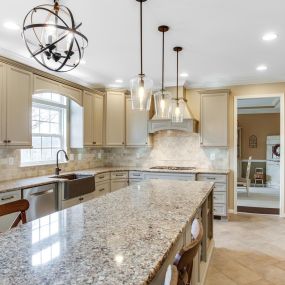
<box><xmin>266</xmin><ymin>136</ymin><xmax>280</xmax><ymax>188</ymax></box>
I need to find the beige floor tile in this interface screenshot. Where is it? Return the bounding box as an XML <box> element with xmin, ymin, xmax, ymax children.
<box><xmin>206</xmin><ymin>214</ymin><xmax>285</xmax><ymax>285</ymax></box>
<box><xmin>205</xmin><ymin>272</ymin><xmax>238</xmax><ymax>285</ymax></box>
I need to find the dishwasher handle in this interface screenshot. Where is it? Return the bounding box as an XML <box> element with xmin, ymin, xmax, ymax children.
<box><xmin>29</xmin><ymin>189</ymin><xmax>54</xmax><ymax>197</ymax></box>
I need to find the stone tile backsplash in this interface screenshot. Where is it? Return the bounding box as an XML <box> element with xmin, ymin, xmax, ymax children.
<box><xmin>0</xmin><ymin>148</ymin><xmax>105</xmax><ymax>182</ymax></box>
<box><xmin>0</xmin><ymin>131</ymin><xmax>229</xmax><ymax>182</ymax></box>
<box><xmin>104</xmin><ymin>131</ymin><xmax>229</xmax><ymax>169</ymax></box>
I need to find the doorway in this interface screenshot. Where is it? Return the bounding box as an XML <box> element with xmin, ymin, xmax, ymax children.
<box><xmin>234</xmin><ymin>94</ymin><xmax>285</xmax><ymax>217</ymax></box>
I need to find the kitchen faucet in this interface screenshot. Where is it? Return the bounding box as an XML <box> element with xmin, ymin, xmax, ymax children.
<box><xmin>55</xmin><ymin>149</ymin><xmax>69</xmax><ymax>175</ymax></box>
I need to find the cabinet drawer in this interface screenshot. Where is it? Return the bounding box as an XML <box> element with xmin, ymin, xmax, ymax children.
<box><xmin>213</xmin><ymin>183</ymin><xmax>227</xmax><ymax>192</ymax></box>
<box><xmin>110</xmin><ymin>179</ymin><xmax>129</xmax><ymax>192</ymax></box>
<box><xmin>111</xmin><ymin>171</ymin><xmax>128</xmax><ymax>180</ymax></box>
<box><xmin>95</xmin><ymin>181</ymin><xmax>110</xmax><ymax>197</ymax></box>
<box><xmin>197</xmin><ymin>174</ymin><xmax>227</xmax><ymax>183</ymax></box>
<box><xmin>95</xmin><ymin>172</ymin><xmax>110</xmax><ymax>183</ymax></box>
<box><xmin>213</xmin><ymin>204</ymin><xmax>226</xmax><ymax>216</ymax></box>
<box><xmin>0</xmin><ymin>190</ymin><xmax>21</xmax><ymax>232</ymax></box>
<box><xmin>129</xmin><ymin>179</ymin><xmax>143</xmax><ymax>185</ymax></box>
<box><xmin>129</xmin><ymin>171</ymin><xmax>144</xmax><ymax>179</ymax></box>
<box><xmin>213</xmin><ymin>192</ymin><xmax>226</xmax><ymax>204</ymax></box>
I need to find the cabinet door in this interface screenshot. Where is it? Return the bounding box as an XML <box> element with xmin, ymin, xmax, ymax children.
<box><xmin>0</xmin><ymin>190</ymin><xmax>21</xmax><ymax>232</ymax></box>
<box><xmin>105</xmin><ymin>91</ymin><xmax>125</xmax><ymax>146</ymax></box>
<box><xmin>200</xmin><ymin>93</ymin><xmax>228</xmax><ymax>147</ymax></box>
<box><xmin>110</xmin><ymin>179</ymin><xmax>129</xmax><ymax>192</ymax></box>
<box><xmin>0</xmin><ymin>63</ymin><xmax>5</xmax><ymax>146</ymax></box>
<box><xmin>61</xmin><ymin>84</ymin><xmax>82</xmax><ymax>106</ymax></box>
<box><xmin>6</xmin><ymin>65</ymin><xmax>32</xmax><ymax>147</ymax></box>
<box><xmin>83</xmin><ymin>92</ymin><xmax>94</xmax><ymax>146</ymax></box>
<box><xmin>126</xmin><ymin>98</ymin><xmax>148</xmax><ymax>146</ymax></box>
<box><xmin>93</xmin><ymin>94</ymin><xmax>104</xmax><ymax>146</ymax></box>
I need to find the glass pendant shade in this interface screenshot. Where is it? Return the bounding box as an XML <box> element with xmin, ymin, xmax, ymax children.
<box><xmin>172</xmin><ymin>99</ymin><xmax>185</xmax><ymax>123</ymax></box>
<box><xmin>130</xmin><ymin>74</ymin><xmax>153</xmax><ymax>111</ymax></box>
<box><xmin>154</xmin><ymin>90</ymin><xmax>172</xmax><ymax>119</ymax></box>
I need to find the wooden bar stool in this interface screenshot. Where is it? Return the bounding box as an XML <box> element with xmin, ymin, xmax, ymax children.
<box><xmin>0</xmin><ymin>199</ymin><xmax>29</xmax><ymax>230</ymax></box>
<box><xmin>174</xmin><ymin>219</ymin><xmax>203</xmax><ymax>285</ymax></box>
<box><xmin>164</xmin><ymin>265</ymin><xmax>179</xmax><ymax>285</ymax></box>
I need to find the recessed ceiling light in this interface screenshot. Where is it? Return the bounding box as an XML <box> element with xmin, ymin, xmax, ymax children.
<box><xmin>3</xmin><ymin>21</ymin><xmax>20</xmax><ymax>31</ymax></box>
<box><xmin>262</xmin><ymin>33</ymin><xmax>278</xmax><ymax>41</ymax></box>
<box><xmin>115</xmin><ymin>79</ymin><xmax>123</xmax><ymax>83</ymax></box>
<box><xmin>256</xmin><ymin>65</ymin><xmax>268</xmax><ymax>71</ymax></box>
<box><xmin>180</xmin><ymin>73</ymin><xmax>189</xmax><ymax>78</ymax></box>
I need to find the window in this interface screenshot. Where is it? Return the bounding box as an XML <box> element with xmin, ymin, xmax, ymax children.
<box><xmin>21</xmin><ymin>93</ymin><xmax>68</xmax><ymax>165</ymax></box>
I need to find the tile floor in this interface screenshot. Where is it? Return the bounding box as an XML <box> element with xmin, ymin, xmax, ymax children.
<box><xmin>237</xmin><ymin>186</ymin><xmax>280</xmax><ymax>208</ymax></box>
<box><xmin>205</xmin><ymin>214</ymin><xmax>285</xmax><ymax>285</ymax></box>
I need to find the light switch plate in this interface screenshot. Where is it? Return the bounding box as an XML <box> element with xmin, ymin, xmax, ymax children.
<box><xmin>210</xmin><ymin>153</ymin><xmax>216</xmax><ymax>161</ymax></box>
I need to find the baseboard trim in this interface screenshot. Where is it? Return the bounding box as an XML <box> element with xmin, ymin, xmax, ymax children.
<box><xmin>237</xmin><ymin>206</ymin><xmax>280</xmax><ymax>215</ymax></box>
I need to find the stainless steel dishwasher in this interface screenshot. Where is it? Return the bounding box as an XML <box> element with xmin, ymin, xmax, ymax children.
<box><xmin>23</xmin><ymin>183</ymin><xmax>58</xmax><ymax>222</ymax></box>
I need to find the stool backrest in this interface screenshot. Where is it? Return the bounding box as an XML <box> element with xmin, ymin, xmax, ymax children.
<box><xmin>0</xmin><ymin>199</ymin><xmax>29</xmax><ymax>229</ymax></box>
<box><xmin>164</xmin><ymin>265</ymin><xmax>179</xmax><ymax>285</ymax></box>
<box><xmin>174</xmin><ymin>220</ymin><xmax>203</xmax><ymax>284</ymax></box>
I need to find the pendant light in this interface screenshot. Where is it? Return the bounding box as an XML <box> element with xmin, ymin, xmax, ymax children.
<box><xmin>130</xmin><ymin>0</ymin><xmax>153</xmax><ymax>111</ymax></box>
<box><xmin>172</xmin><ymin>47</ymin><xmax>185</xmax><ymax>123</ymax></box>
<box><xmin>22</xmin><ymin>0</ymin><xmax>88</xmax><ymax>72</ymax></box>
<box><xmin>153</xmin><ymin>26</ymin><xmax>172</xmax><ymax>119</ymax></box>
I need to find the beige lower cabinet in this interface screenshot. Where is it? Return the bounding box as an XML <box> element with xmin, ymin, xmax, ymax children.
<box><xmin>105</xmin><ymin>91</ymin><xmax>125</xmax><ymax>146</ymax></box>
<box><xmin>60</xmin><ymin>191</ymin><xmax>97</xmax><ymax>210</ymax></box>
<box><xmin>200</xmin><ymin>91</ymin><xmax>229</xmax><ymax>147</ymax></box>
<box><xmin>95</xmin><ymin>181</ymin><xmax>110</xmax><ymax>197</ymax></box>
<box><xmin>83</xmin><ymin>91</ymin><xmax>104</xmax><ymax>147</ymax></box>
<box><xmin>0</xmin><ymin>64</ymin><xmax>33</xmax><ymax>147</ymax></box>
<box><xmin>111</xmin><ymin>179</ymin><xmax>129</xmax><ymax>192</ymax></box>
<box><xmin>126</xmin><ymin>98</ymin><xmax>151</xmax><ymax>146</ymax></box>
<box><xmin>197</xmin><ymin>173</ymin><xmax>228</xmax><ymax>217</ymax></box>
<box><xmin>0</xmin><ymin>190</ymin><xmax>21</xmax><ymax>232</ymax></box>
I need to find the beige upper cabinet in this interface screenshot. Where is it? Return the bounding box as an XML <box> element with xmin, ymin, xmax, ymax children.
<box><xmin>126</xmin><ymin>97</ymin><xmax>150</xmax><ymax>146</ymax></box>
<box><xmin>105</xmin><ymin>91</ymin><xmax>125</xmax><ymax>146</ymax></box>
<box><xmin>200</xmin><ymin>91</ymin><xmax>229</xmax><ymax>147</ymax></box>
<box><xmin>83</xmin><ymin>91</ymin><xmax>104</xmax><ymax>147</ymax></box>
<box><xmin>0</xmin><ymin>63</ymin><xmax>5</xmax><ymax>146</ymax></box>
<box><xmin>1</xmin><ymin>65</ymin><xmax>33</xmax><ymax>147</ymax></box>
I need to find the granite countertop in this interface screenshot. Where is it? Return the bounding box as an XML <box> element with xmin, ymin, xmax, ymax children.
<box><xmin>0</xmin><ymin>180</ymin><xmax>214</xmax><ymax>285</ymax></box>
<box><xmin>0</xmin><ymin>166</ymin><xmax>229</xmax><ymax>194</ymax></box>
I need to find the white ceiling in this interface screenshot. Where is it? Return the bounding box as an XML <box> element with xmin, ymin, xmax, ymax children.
<box><xmin>1</xmin><ymin>0</ymin><xmax>285</xmax><ymax>89</ymax></box>
<box><xmin>238</xmin><ymin>97</ymin><xmax>280</xmax><ymax>114</ymax></box>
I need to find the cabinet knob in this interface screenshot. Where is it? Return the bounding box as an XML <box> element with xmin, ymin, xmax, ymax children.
<box><xmin>3</xmin><ymin>140</ymin><xmax>7</xmax><ymax>143</ymax></box>
<box><xmin>7</xmin><ymin>140</ymin><xmax>11</xmax><ymax>143</ymax></box>
<box><xmin>93</xmin><ymin>142</ymin><xmax>96</xmax><ymax>145</ymax></box>
<box><xmin>122</xmin><ymin>142</ymin><xmax>125</xmax><ymax>145</ymax></box>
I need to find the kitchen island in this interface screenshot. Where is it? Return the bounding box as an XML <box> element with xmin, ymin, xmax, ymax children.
<box><xmin>0</xmin><ymin>180</ymin><xmax>214</xmax><ymax>285</ymax></box>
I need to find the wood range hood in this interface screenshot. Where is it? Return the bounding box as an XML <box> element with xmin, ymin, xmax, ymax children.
<box><xmin>148</xmin><ymin>87</ymin><xmax>198</xmax><ymax>133</ymax></box>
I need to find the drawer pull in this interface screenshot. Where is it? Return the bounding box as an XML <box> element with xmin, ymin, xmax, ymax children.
<box><xmin>79</xmin><ymin>197</ymin><xmax>84</xmax><ymax>201</ymax></box>
<box><xmin>133</xmin><ymin>174</ymin><xmax>141</xmax><ymax>177</ymax></box>
<box><xmin>207</xmin><ymin>177</ymin><xmax>216</xmax><ymax>180</ymax></box>
<box><xmin>1</xmin><ymin>195</ymin><xmax>14</xmax><ymax>201</ymax></box>
<box><xmin>98</xmin><ymin>188</ymin><xmax>105</xmax><ymax>192</ymax></box>
<box><xmin>98</xmin><ymin>175</ymin><xmax>105</xmax><ymax>179</ymax></box>
<box><xmin>115</xmin><ymin>174</ymin><xmax>124</xmax><ymax>177</ymax></box>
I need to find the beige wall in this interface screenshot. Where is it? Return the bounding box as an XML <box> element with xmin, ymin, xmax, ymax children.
<box><xmin>186</xmin><ymin>82</ymin><xmax>285</xmax><ymax>211</ymax></box>
<box><xmin>238</xmin><ymin>113</ymin><xmax>280</xmax><ymax>160</ymax></box>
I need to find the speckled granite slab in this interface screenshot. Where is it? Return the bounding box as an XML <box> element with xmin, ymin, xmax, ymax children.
<box><xmin>0</xmin><ymin>166</ymin><xmax>228</xmax><ymax>194</ymax></box>
<box><xmin>0</xmin><ymin>180</ymin><xmax>213</xmax><ymax>285</ymax></box>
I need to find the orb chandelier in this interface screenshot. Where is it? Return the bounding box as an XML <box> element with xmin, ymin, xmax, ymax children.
<box><xmin>154</xmin><ymin>25</ymin><xmax>172</xmax><ymax>119</ymax></box>
<box><xmin>130</xmin><ymin>0</ymin><xmax>153</xmax><ymax>111</ymax></box>
<box><xmin>172</xmin><ymin>47</ymin><xmax>185</xmax><ymax>123</ymax></box>
<box><xmin>22</xmin><ymin>0</ymin><xmax>88</xmax><ymax>72</ymax></box>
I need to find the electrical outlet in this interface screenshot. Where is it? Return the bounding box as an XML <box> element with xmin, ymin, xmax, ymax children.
<box><xmin>77</xmin><ymin>154</ymin><xmax>82</xmax><ymax>161</ymax></box>
<box><xmin>69</xmin><ymin>154</ymin><xmax>75</xmax><ymax>161</ymax></box>
<box><xmin>210</xmin><ymin>153</ymin><xmax>216</xmax><ymax>161</ymax></box>
<box><xmin>8</xmin><ymin>157</ymin><xmax>14</xmax><ymax>165</ymax></box>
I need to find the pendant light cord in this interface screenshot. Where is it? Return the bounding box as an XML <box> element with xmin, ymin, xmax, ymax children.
<box><xmin>176</xmin><ymin>49</ymin><xmax>179</xmax><ymax>101</ymax></box>
<box><xmin>162</xmin><ymin>30</ymin><xmax>165</xmax><ymax>92</ymax></box>
<box><xmin>140</xmin><ymin>1</ymin><xmax>143</xmax><ymax>75</ymax></box>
